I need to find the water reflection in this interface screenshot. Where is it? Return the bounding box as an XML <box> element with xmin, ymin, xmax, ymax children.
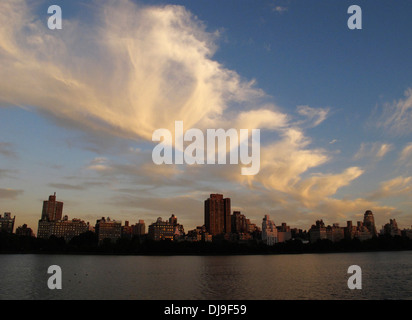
<box><xmin>1</xmin><ymin>251</ymin><xmax>412</xmax><ymax>300</ymax></box>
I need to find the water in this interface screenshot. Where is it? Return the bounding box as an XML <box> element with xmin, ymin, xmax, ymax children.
<box><xmin>1</xmin><ymin>251</ymin><xmax>412</xmax><ymax>300</ymax></box>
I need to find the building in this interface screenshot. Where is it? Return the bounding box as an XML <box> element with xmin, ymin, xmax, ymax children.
<box><xmin>402</xmin><ymin>227</ymin><xmax>412</xmax><ymax>240</ymax></box>
<box><xmin>41</xmin><ymin>192</ymin><xmax>63</xmax><ymax>221</ymax></box>
<box><xmin>277</xmin><ymin>222</ymin><xmax>292</xmax><ymax>243</ymax></box>
<box><xmin>49</xmin><ymin>216</ymin><xmax>89</xmax><ymax>242</ymax></box>
<box><xmin>37</xmin><ymin>220</ymin><xmax>52</xmax><ymax>239</ymax></box>
<box><xmin>310</xmin><ymin>220</ymin><xmax>346</xmax><ymax>243</ymax></box>
<box><xmin>185</xmin><ymin>225</ymin><xmax>212</xmax><ymax>242</ymax></box>
<box><xmin>148</xmin><ymin>217</ymin><xmax>175</xmax><ymax>241</ymax></box>
<box><xmin>15</xmin><ymin>224</ymin><xmax>34</xmax><ymax>237</ymax></box>
<box><xmin>344</xmin><ymin>220</ymin><xmax>372</xmax><ymax>241</ymax></box>
<box><xmin>326</xmin><ymin>223</ymin><xmax>345</xmax><ymax>242</ymax></box>
<box><xmin>262</xmin><ymin>215</ymin><xmax>277</xmax><ymax>245</ymax></box>
<box><xmin>246</xmin><ymin>219</ymin><xmax>259</xmax><ymax>234</ymax></box>
<box><xmin>291</xmin><ymin>228</ymin><xmax>308</xmax><ymax>242</ymax></box>
<box><xmin>204</xmin><ymin>194</ymin><xmax>231</xmax><ymax>236</ymax></box>
<box><xmin>38</xmin><ymin>193</ymin><xmax>63</xmax><ymax>238</ymax></box>
<box><xmin>132</xmin><ymin>220</ymin><xmax>146</xmax><ymax>237</ymax></box>
<box><xmin>380</xmin><ymin>219</ymin><xmax>401</xmax><ymax>237</ymax></box>
<box><xmin>231</xmin><ymin>211</ymin><xmax>248</xmax><ymax>234</ymax></box>
<box><xmin>363</xmin><ymin>210</ymin><xmax>378</xmax><ymax>237</ymax></box>
<box><xmin>122</xmin><ymin>221</ymin><xmax>133</xmax><ymax>239</ymax></box>
<box><xmin>38</xmin><ymin>215</ymin><xmax>89</xmax><ymax>241</ymax></box>
<box><xmin>0</xmin><ymin>212</ymin><xmax>15</xmax><ymax>233</ymax></box>
<box><xmin>169</xmin><ymin>214</ymin><xmax>185</xmax><ymax>240</ymax></box>
<box><xmin>37</xmin><ymin>193</ymin><xmax>90</xmax><ymax>241</ymax></box>
<box><xmin>308</xmin><ymin>220</ymin><xmax>327</xmax><ymax>243</ymax></box>
<box><xmin>95</xmin><ymin>217</ymin><xmax>122</xmax><ymax>243</ymax></box>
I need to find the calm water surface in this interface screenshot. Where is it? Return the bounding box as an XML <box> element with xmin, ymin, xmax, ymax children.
<box><xmin>1</xmin><ymin>251</ymin><xmax>411</xmax><ymax>300</ymax></box>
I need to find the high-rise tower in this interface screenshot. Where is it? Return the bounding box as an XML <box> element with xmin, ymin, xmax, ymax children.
<box><xmin>41</xmin><ymin>192</ymin><xmax>63</xmax><ymax>221</ymax></box>
<box><xmin>363</xmin><ymin>210</ymin><xmax>377</xmax><ymax>237</ymax></box>
<box><xmin>204</xmin><ymin>194</ymin><xmax>231</xmax><ymax>236</ymax></box>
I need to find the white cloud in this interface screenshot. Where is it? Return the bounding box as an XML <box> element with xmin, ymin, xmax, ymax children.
<box><xmin>353</xmin><ymin>142</ymin><xmax>392</xmax><ymax>161</ymax></box>
<box><xmin>296</xmin><ymin>105</ymin><xmax>329</xmax><ymax>128</ymax></box>
<box><xmin>375</xmin><ymin>88</ymin><xmax>412</xmax><ymax>136</ymax></box>
<box><xmin>399</xmin><ymin>142</ymin><xmax>412</xmax><ymax>164</ymax></box>
<box><xmin>0</xmin><ymin>0</ymin><xmax>265</xmax><ymax>142</ymax></box>
<box><xmin>245</xmin><ymin>128</ymin><xmax>330</xmax><ymax>192</ymax></box>
<box><xmin>293</xmin><ymin>167</ymin><xmax>364</xmax><ymax>206</ymax></box>
<box><xmin>369</xmin><ymin>176</ymin><xmax>412</xmax><ymax>200</ymax></box>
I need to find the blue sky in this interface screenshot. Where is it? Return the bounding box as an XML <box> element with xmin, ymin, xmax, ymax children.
<box><xmin>1</xmin><ymin>0</ymin><xmax>412</xmax><ymax>234</ymax></box>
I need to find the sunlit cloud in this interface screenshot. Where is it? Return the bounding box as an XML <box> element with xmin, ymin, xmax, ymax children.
<box><xmin>0</xmin><ymin>0</ymin><xmax>266</xmax><ymax>142</ymax></box>
<box><xmin>0</xmin><ymin>0</ymin><xmax>407</xmax><ymax>230</ymax></box>
<box><xmin>368</xmin><ymin>176</ymin><xmax>412</xmax><ymax>200</ymax></box>
<box><xmin>398</xmin><ymin>142</ymin><xmax>412</xmax><ymax>165</ymax></box>
<box><xmin>353</xmin><ymin>142</ymin><xmax>393</xmax><ymax>161</ymax></box>
<box><xmin>296</xmin><ymin>105</ymin><xmax>330</xmax><ymax>128</ymax></box>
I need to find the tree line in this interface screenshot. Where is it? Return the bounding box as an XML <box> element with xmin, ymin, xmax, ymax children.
<box><xmin>1</xmin><ymin>231</ymin><xmax>412</xmax><ymax>255</ymax></box>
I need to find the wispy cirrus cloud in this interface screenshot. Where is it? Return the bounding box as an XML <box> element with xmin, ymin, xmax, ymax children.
<box><xmin>374</xmin><ymin>88</ymin><xmax>412</xmax><ymax>136</ymax></box>
<box><xmin>296</xmin><ymin>105</ymin><xmax>330</xmax><ymax>128</ymax></box>
<box><xmin>353</xmin><ymin>142</ymin><xmax>393</xmax><ymax>161</ymax></box>
<box><xmin>368</xmin><ymin>176</ymin><xmax>412</xmax><ymax>200</ymax></box>
<box><xmin>398</xmin><ymin>142</ymin><xmax>412</xmax><ymax>165</ymax></box>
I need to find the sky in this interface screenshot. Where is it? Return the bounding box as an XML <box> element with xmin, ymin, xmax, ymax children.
<box><xmin>1</xmin><ymin>0</ymin><xmax>412</xmax><ymax>235</ymax></box>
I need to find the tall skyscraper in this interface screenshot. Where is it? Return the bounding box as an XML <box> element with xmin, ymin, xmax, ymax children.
<box><xmin>204</xmin><ymin>194</ymin><xmax>231</xmax><ymax>236</ymax></box>
<box><xmin>41</xmin><ymin>192</ymin><xmax>63</xmax><ymax>221</ymax></box>
<box><xmin>38</xmin><ymin>193</ymin><xmax>64</xmax><ymax>239</ymax></box>
<box><xmin>37</xmin><ymin>192</ymin><xmax>88</xmax><ymax>241</ymax></box>
<box><xmin>363</xmin><ymin>210</ymin><xmax>377</xmax><ymax>237</ymax></box>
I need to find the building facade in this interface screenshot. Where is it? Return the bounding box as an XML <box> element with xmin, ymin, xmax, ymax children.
<box><xmin>148</xmin><ymin>217</ymin><xmax>175</xmax><ymax>241</ymax></box>
<box><xmin>41</xmin><ymin>192</ymin><xmax>63</xmax><ymax>221</ymax></box>
<box><xmin>15</xmin><ymin>224</ymin><xmax>34</xmax><ymax>237</ymax></box>
<box><xmin>262</xmin><ymin>215</ymin><xmax>277</xmax><ymax>245</ymax></box>
<box><xmin>380</xmin><ymin>219</ymin><xmax>401</xmax><ymax>237</ymax></box>
<box><xmin>132</xmin><ymin>220</ymin><xmax>146</xmax><ymax>237</ymax></box>
<box><xmin>49</xmin><ymin>216</ymin><xmax>89</xmax><ymax>241</ymax></box>
<box><xmin>363</xmin><ymin>210</ymin><xmax>378</xmax><ymax>237</ymax></box>
<box><xmin>204</xmin><ymin>194</ymin><xmax>231</xmax><ymax>236</ymax></box>
<box><xmin>95</xmin><ymin>217</ymin><xmax>122</xmax><ymax>243</ymax></box>
<box><xmin>345</xmin><ymin>220</ymin><xmax>373</xmax><ymax>241</ymax></box>
<box><xmin>0</xmin><ymin>212</ymin><xmax>15</xmax><ymax>233</ymax></box>
<box><xmin>231</xmin><ymin>211</ymin><xmax>248</xmax><ymax>234</ymax></box>
<box><xmin>277</xmin><ymin>222</ymin><xmax>292</xmax><ymax>243</ymax></box>
<box><xmin>310</xmin><ymin>220</ymin><xmax>346</xmax><ymax>243</ymax></box>
<box><xmin>38</xmin><ymin>215</ymin><xmax>88</xmax><ymax>241</ymax></box>
<box><xmin>309</xmin><ymin>220</ymin><xmax>327</xmax><ymax>243</ymax></box>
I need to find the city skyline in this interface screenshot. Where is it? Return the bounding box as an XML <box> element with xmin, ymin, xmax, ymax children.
<box><xmin>2</xmin><ymin>191</ymin><xmax>411</xmax><ymax>239</ymax></box>
<box><xmin>1</xmin><ymin>1</ymin><xmax>412</xmax><ymax>235</ymax></box>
